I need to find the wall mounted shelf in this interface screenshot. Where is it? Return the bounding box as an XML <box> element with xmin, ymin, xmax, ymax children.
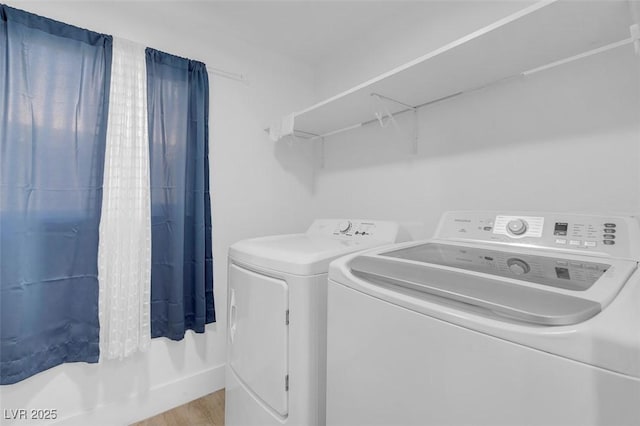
<box><xmin>267</xmin><ymin>0</ymin><xmax>637</xmax><ymax>142</ymax></box>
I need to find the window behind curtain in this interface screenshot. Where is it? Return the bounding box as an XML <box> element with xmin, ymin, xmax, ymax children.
<box><xmin>0</xmin><ymin>5</ymin><xmax>112</xmax><ymax>384</ymax></box>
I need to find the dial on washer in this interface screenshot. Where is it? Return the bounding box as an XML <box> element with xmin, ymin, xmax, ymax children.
<box><xmin>507</xmin><ymin>219</ymin><xmax>528</xmax><ymax>236</ymax></box>
<box><xmin>338</xmin><ymin>220</ymin><xmax>352</xmax><ymax>233</ymax></box>
<box><xmin>507</xmin><ymin>258</ymin><xmax>531</xmax><ymax>275</ymax></box>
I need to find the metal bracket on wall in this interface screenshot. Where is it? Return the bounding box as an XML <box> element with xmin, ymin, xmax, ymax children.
<box><xmin>630</xmin><ymin>23</ymin><xmax>640</xmax><ymax>56</ymax></box>
<box><xmin>371</xmin><ymin>93</ymin><xmax>419</xmax><ymax>154</ymax></box>
<box><xmin>318</xmin><ymin>137</ymin><xmax>325</xmax><ymax>169</ymax></box>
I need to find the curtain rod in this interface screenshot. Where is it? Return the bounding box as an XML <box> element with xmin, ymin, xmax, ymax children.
<box><xmin>206</xmin><ymin>65</ymin><xmax>249</xmax><ymax>85</ymax></box>
<box><xmin>114</xmin><ymin>36</ymin><xmax>248</xmax><ymax>85</ymax></box>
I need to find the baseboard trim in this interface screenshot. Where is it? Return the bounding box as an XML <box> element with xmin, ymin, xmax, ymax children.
<box><xmin>54</xmin><ymin>364</ymin><xmax>225</xmax><ymax>425</ymax></box>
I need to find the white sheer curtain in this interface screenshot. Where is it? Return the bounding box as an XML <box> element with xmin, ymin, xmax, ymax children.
<box><xmin>98</xmin><ymin>37</ymin><xmax>151</xmax><ymax>359</ymax></box>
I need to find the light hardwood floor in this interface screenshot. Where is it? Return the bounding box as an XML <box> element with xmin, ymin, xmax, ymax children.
<box><xmin>131</xmin><ymin>389</ymin><xmax>225</xmax><ymax>426</ymax></box>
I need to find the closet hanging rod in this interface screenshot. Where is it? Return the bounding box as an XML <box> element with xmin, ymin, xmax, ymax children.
<box><xmin>294</xmin><ymin>33</ymin><xmax>638</xmax><ymax>142</ymax></box>
<box><xmin>304</xmin><ymin>92</ymin><xmax>464</xmax><ymax>142</ymax></box>
<box><xmin>523</xmin><ymin>35</ymin><xmax>636</xmax><ymax>76</ymax></box>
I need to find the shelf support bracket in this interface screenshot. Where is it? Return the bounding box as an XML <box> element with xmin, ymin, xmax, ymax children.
<box><xmin>371</xmin><ymin>93</ymin><xmax>397</xmax><ymax>128</ymax></box>
<box><xmin>318</xmin><ymin>137</ymin><xmax>325</xmax><ymax>169</ymax></box>
<box><xmin>412</xmin><ymin>108</ymin><xmax>419</xmax><ymax>155</ymax></box>
<box><xmin>631</xmin><ymin>23</ymin><xmax>640</xmax><ymax>56</ymax></box>
<box><xmin>371</xmin><ymin>93</ymin><xmax>419</xmax><ymax>154</ymax></box>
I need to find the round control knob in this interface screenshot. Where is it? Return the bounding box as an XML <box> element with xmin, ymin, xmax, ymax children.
<box><xmin>338</xmin><ymin>220</ymin><xmax>352</xmax><ymax>234</ymax></box>
<box><xmin>507</xmin><ymin>258</ymin><xmax>530</xmax><ymax>275</ymax></box>
<box><xmin>507</xmin><ymin>219</ymin><xmax>528</xmax><ymax>236</ymax></box>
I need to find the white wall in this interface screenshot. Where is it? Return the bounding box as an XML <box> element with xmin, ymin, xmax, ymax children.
<box><xmin>0</xmin><ymin>2</ymin><xmax>316</xmax><ymax>425</ymax></box>
<box><xmin>310</xmin><ymin>3</ymin><xmax>640</xmax><ymax>239</ymax></box>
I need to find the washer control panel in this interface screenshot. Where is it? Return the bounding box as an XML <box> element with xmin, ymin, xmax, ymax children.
<box><xmin>494</xmin><ymin>215</ymin><xmax>544</xmax><ymax>239</ymax></box>
<box><xmin>307</xmin><ymin>219</ymin><xmax>399</xmax><ymax>243</ymax></box>
<box><xmin>435</xmin><ymin>211</ymin><xmax>640</xmax><ymax>258</ymax></box>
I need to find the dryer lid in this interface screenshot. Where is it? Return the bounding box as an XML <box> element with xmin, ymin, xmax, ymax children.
<box><xmin>229</xmin><ymin>234</ymin><xmax>389</xmax><ymax>275</ymax></box>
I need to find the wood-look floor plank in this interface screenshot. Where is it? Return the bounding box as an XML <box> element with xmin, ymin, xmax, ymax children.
<box><xmin>130</xmin><ymin>389</ymin><xmax>225</xmax><ymax>426</ymax></box>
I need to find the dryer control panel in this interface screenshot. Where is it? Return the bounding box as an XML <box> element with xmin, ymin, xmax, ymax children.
<box><xmin>435</xmin><ymin>211</ymin><xmax>640</xmax><ymax>259</ymax></box>
<box><xmin>306</xmin><ymin>219</ymin><xmax>399</xmax><ymax>243</ymax></box>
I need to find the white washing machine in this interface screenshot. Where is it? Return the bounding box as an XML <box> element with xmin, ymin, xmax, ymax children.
<box><xmin>326</xmin><ymin>211</ymin><xmax>640</xmax><ymax>426</ymax></box>
<box><xmin>225</xmin><ymin>219</ymin><xmax>400</xmax><ymax>426</ymax></box>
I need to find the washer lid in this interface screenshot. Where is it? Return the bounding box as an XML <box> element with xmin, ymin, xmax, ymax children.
<box><xmin>350</xmin><ymin>254</ymin><xmax>602</xmax><ymax>326</ymax></box>
<box><xmin>229</xmin><ymin>234</ymin><xmax>389</xmax><ymax>275</ymax></box>
<box><xmin>337</xmin><ymin>240</ymin><xmax>637</xmax><ymax>326</ymax></box>
<box><xmin>383</xmin><ymin>242</ymin><xmax>610</xmax><ymax>291</ymax></box>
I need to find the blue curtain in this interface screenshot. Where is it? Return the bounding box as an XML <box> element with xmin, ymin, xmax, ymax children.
<box><xmin>0</xmin><ymin>6</ymin><xmax>112</xmax><ymax>384</ymax></box>
<box><xmin>146</xmin><ymin>49</ymin><xmax>214</xmax><ymax>340</ymax></box>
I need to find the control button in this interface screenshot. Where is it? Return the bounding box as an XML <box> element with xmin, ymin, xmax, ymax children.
<box><xmin>507</xmin><ymin>258</ymin><xmax>530</xmax><ymax>275</ymax></box>
<box><xmin>338</xmin><ymin>220</ymin><xmax>352</xmax><ymax>233</ymax></box>
<box><xmin>584</xmin><ymin>241</ymin><xmax>597</xmax><ymax>247</ymax></box>
<box><xmin>555</xmin><ymin>239</ymin><xmax>567</xmax><ymax>245</ymax></box>
<box><xmin>603</xmin><ymin>234</ymin><xmax>615</xmax><ymax>240</ymax></box>
<box><xmin>604</xmin><ymin>223</ymin><xmax>616</xmax><ymax>228</ymax></box>
<box><xmin>483</xmin><ymin>226</ymin><xmax>493</xmax><ymax>231</ymax></box>
<box><xmin>507</xmin><ymin>219</ymin><xmax>528</xmax><ymax>236</ymax></box>
<box><xmin>603</xmin><ymin>240</ymin><xmax>615</xmax><ymax>245</ymax></box>
<box><xmin>569</xmin><ymin>240</ymin><xmax>581</xmax><ymax>246</ymax></box>
<box><xmin>604</xmin><ymin>229</ymin><xmax>616</xmax><ymax>234</ymax></box>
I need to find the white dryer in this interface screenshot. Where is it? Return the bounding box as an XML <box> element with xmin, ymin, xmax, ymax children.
<box><xmin>326</xmin><ymin>211</ymin><xmax>640</xmax><ymax>426</ymax></box>
<box><xmin>226</xmin><ymin>219</ymin><xmax>400</xmax><ymax>426</ymax></box>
